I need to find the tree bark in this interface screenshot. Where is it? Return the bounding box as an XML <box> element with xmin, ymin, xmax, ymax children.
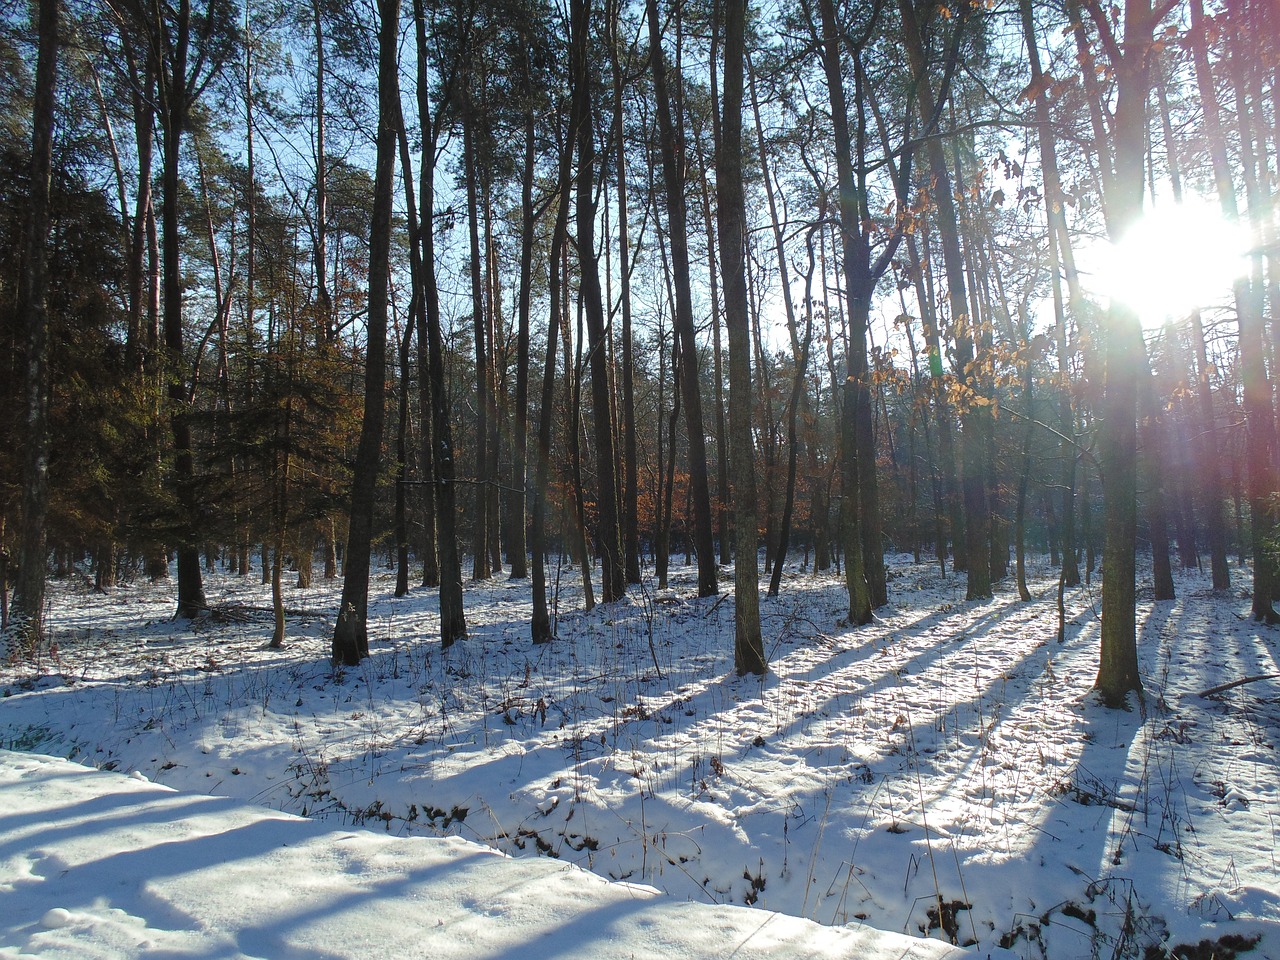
<box><xmin>531</xmin><ymin>108</ymin><xmax>574</xmax><ymax>643</ymax></box>
<box><xmin>463</xmin><ymin>94</ymin><xmax>491</xmax><ymax>581</ymax></box>
<box><xmin>331</xmin><ymin>0</ymin><xmax>399</xmax><ymax>665</ymax></box>
<box><xmin>157</xmin><ymin>0</ymin><xmax>210</xmax><ymax>619</ymax></box>
<box><xmin>718</xmin><ymin>0</ymin><xmax>766</xmax><ymax>676</ymax></box>
<box><xmin>10</xmin><ymin>0</ymin><xmax>58</xmax><ymax>655</ymax></box>
<box><xmin>814</xmin><ymin>0</ymin><xmax>873</xmax><ymax>624</ymax></box>
<box><xmin>899</xmin><ymin>0</ymin><xmax>990</xmax><ymax>601</ymax></box>
<box><xmin>609</xmin><ymin>6</ymin><xmax>642</xmax><ymax>585</ymax></box>
<box><xmin>412</xmin><ymin>0</ymin><xmax>465</xmax><ymax>644</ymax></box>
<box><xmin>646</xmin><ymin>0</ymin><xmax>718</xmax><ymax>598</ymax></box>
<box><xmin>1095</xmin><ymin>0</ymin><xmax>1160</xmax><ymax>706</ymax></box>
<box><xmin>570</xmin><ymin>0</ymin><xmax>625</xmax><ymax>603</ymax></box>
<box><xmin>510</xmin><ymin>57</ymin><xmax>536</xmax><ymax>583</ymax></box>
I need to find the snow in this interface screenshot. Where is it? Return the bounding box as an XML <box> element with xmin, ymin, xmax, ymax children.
<box><xmin>0</xmin><ymin>750</ymin><xmax>974</xmax><ymax>960</ymax></box>
<box><xmin>2</xmin><ymin>555</ymin><xmax>1278</xmax><ymax>960</ymax></box>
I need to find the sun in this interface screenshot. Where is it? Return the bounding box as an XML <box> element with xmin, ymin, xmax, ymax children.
<box><xmin>1093</xmin><ymin>196</ymin><xmax>1251</xmax><ymax>329</ymax></box>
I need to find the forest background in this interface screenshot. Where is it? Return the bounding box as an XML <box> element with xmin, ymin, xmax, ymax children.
<box><xmin>1</xmin><ymin>0</ymin><xmax>1278</xmax><ymax>704</ymax></box>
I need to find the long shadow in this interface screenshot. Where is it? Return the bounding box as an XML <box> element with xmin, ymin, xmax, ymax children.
<box><xmin>3</xmin><ymin>781</ymin><xmax>509</xmax><ymax>960</ymax></box>
<box><xmin>997</xmin><ymin>699</ymin><xmax>1148</xmax><ymax>958</ymax></box>
<box><xmin>0</xmin><ymin>784</ymin><xmax>221</xmax><ymax>863</ymax></box>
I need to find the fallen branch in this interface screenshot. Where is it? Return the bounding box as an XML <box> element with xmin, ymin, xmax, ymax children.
<box><xmin>1198</xmin><ymin>674</ymin><xmax>1280</xmax><ymax>699</ymax></box>
<box><xmin>704</xmin><ymin>593</ymin><xmax>729</xmax><ymax>618</ymax></box>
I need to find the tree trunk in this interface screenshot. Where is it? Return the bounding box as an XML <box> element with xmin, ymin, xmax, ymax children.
<box><xmin>463</xmin><ymin>98</ymin><xmax>491</xmax><ymax>582</ymax></box>
<box><xmin>899</xmin><ymin>0</ymin><xmax>989</xmax><ymax>601</ymax></box>
<box><xmin>1095</xmin><ymin>0</ymin><xmax>1158</xmax><ymax>706</ymax></box>
<box><xmin>814</xmin><ymin>0</ymin><xmax>872</xmax><ymax>624</ymax></box>
<box><xmin>718</xmin><ymin>0</ymin><xmax>766</xmax><ymax>676</ymax></box>
<box><xmin>412</xmin><ymin>0</ymin><xmax>465</xmax><ymax>645</ymax></box>
<box><xmin>394</xmin><ymin>311</ymin><xmax>413</xmax><ymax>598</ymax></box>
<box><xmin>609</xmin><ymin>7</ymin><xmax>642</xmax><ymax>585</ymax></box>
<box><xmin>1197</xmin><ymin>0</ymin><xmax>1279</xmax><ymax>620</ymax></box>
<box><xmin>692</xmin><ymin>136</ymin><xmax>732</xmax><ymax>568</ymax></box>
<box><xmin>570</xmin><ymin>0</ymin><xmax>625</xmax><ymax>603</ymax></box>
<box><xmin>646</xmin><ymin>0</ymin><xmax>718</xmax><ymax>598</ymax></box>
<box><xmin>158</xmin><ymin>0</ymin><xmax>209</xmax><ymax>620</ymax></box>
<box><xmin>531</xmin><ymin>108</ymin><xmax>574</xmax><ymax>643</ymax></box>
<box><xmin>394</xmin><ymin>102</ymin><xmax>439</xmax><ymax>590</ymax></box>
<box><xmin>10</xmin><ymin>0</ymin><xmax>58</xmax><ymax>655</ymax></box>
<box><xmin>510</xmin><ymin>63</ymin><xmax>536</xmax><ymax>582</ymax></box>
<box><xmin>331</xmin><ymin>0</ymin><xmax>399</xmax><ymax>665</ymax></box>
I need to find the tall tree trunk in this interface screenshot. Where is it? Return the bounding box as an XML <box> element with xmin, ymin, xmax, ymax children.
<box><xmin>748</xmin><ymin>53</ymin><xmax>810</xmax><ymax>598</ymax></box>
<box><xmin>899</xmin><ymin>0</ymin><xmax>989</xmax><ymax>601</ymax></box>
<box><xmin>610</xmin><ymin>6</ymin><xmax>641</xmax><ymax>585</ymax></box>
<box><xmin>1140</xmin><ymin>354</ymin><xmax>1176</xmax><ymax>601</ymax></box>
<box><xmin>692</xmin><ymin>136</ymin><xmax>732</xmax><ymax>568</ymax></box>
<box><xmin>646</xmin><ymin>0</ymin><xmax>718</xmax><ymax>598</ymax></box>
<box><xmin>331</xmin><ymin>0</ymin><xmax>399</xmax><ymax>665</ymax></box>
<box><xmin>905</xmin><ymin>230</ymin><xmax>958</xmax><ymax>573</ymax></box>
<box><xmin>463</xmin><ymin>97</ymin><xmax>491</xmax><ymax>581</ymax></box>
<box><xmin>510</xmin><ymin>65</ymin><xmax>536</xmax><ymax>582</ymax></box>
<box><xmin>718</xmin><ymin>0</ymin><xmax>766</xmax><ymax>676</ymax></box>
<box><xmin>531</xmin><ymin>110</ymin><xmax>574</xmax><ymax>643</ymax></box>
<box><xmin>1184</xmin><ymin>0</ymin><xmax>1233</xmax><ymax>593</ymax></box>
<box><xmin>814</xmin><ymin>0</ymin><xmax>872</xmax><ymax>624</ymax></box>
<box><xmin>10</xmin><ymin>0</ymin><xmax>58</xmax><ymax>655</ymax></box>
<box><xmin>412</xmin><ymin>0</ymin><xmax>465</xmax><ymax>645</ymax></box>
<box><xmin>1095</xmin><ymin>0</ymin><xmax>1160</xmax><ymax>706</ymax></box>
<box><xmin>394</xmin><ymin>102</ymin><xmax>439</xmax><ymax>589</ymax></box>
<box><xmin>482</xmin><ymin>176</ymin><xmax>503</xmax><ymax>576</ymax></box>
<box><xmin>159</xmin><ymin>0</ymin><xmax>208</xmax><ymax>620</ymax></box>
<box><xmin>570</xmin><ymin>0</ymin><xmax>625</xmax><ymax>602</ymax></box>
<box><xmin>124</xmin><ymin>51</ymin><xmax>155</xmax><ymax>375</ymax></box>
<box><xmin>570</xmin><ymin>292</ymin><xmax>597</xmax><ymax>610</ymax></box>
<box><xmin>394</xmin><ymin>312</ymin><xmax>413</xmax><ymax>598</ymax></box>
<box><xmin>1193</xmin><ymin>0</ymin><xmax>1279</xmax><ymax>620</ymax></box>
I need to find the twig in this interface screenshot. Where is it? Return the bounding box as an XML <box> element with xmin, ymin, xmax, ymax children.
<box><xmin>1198</xmin><ymin>674</ymin><xmax>1280</xmax><ymax>699</ymax></box>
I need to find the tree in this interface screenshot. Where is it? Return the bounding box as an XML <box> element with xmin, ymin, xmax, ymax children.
<box><xmin>8</xmin><ymin>0</ymin><xmax>58</xmax><ymax>655</ymax></box>
<box><xmin>570</xmin><ymin>0</ymin><xmax>625</xmax><ymax>603</ymax></box>
<box><xmin>331</xmin><ymin>0</ymin><xmax>398</xmax><ymax>666</ymax></box>
<box><xmin>898</xmin><ymin>0</ymin><xmax>991</xmax><ymax>601</ymax></box>
<box><xmin>646</xmin><ymin>0</ymin><xmax>717</xmax><ymax>599</ymax></box>
<box><xmin>412</xmin><ymin>0</ymin><xmax>467</xmax><ymax>647</ymax></box>
<box><xmin>717</xmin><ymin>0</ymin><xmax>765</xmax><ymax>676</ymax></box>
<box><xmin>531</xmin><ymin>98</ymin><xmax>574</xmax><ymax>644</ymax></box>
<box><xmin>1187</xmin><ymin>0</ymin><xmax>1278</xmax><ymax>622</ymax></box>
<box><xmin>1088</xmin><ymin>0</ymin><xmax>1175</xmax><ymax>706</ymax></box>
<box><xmin>109</xmin><ymin>0</ymin><xmax>239</xmax><ymax>618</ymax></box>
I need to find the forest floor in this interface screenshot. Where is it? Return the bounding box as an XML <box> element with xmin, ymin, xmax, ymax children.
<box><xmin>2</xmin><ymin>554</ymin><xmax>1279</xmax><ymax>959</ymax></box>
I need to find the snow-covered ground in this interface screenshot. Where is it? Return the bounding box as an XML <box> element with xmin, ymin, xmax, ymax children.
<box><xmin>2</xmin><ymin>555</ymin><xmax>1278</xmax><ymax>959</ymax></box>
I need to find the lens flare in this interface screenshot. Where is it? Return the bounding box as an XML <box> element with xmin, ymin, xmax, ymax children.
<box><xmin>1094</xmin><ymin>197</ymin><xmax>1250</xmax><ymax>329</ymax></box>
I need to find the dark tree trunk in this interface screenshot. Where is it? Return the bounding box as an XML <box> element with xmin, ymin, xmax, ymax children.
<box><xmin>899</xmin><ymin>0</ymin><xmax>989</xmax><ymax>601</ymax></box>
<box><xmin>646</xmin><ymin>0</ymin><xmax>718</xmax><ymax>598</ymax></box>
<box><xmin>10</xmin><ymin>0</ymin><xmax>58</xmax><ymax>654</ymax></box>
<box><xmin>331</xmin><ymin>0</ymin><xmax>399</xmax><ymax>665</ymax></box>
<box><xmin>158</xmin><ymin>0</ymin><xmax>209</xmax><ymax>620</ymax></box>
<box><xmin>1095</xmin><ymin>0</ymin><xmax>1157</xmax><ymax>706</ymax></box>
<box><xmin>531</xmin><ymin>109</ymin><xmax>573</xmax><ymax>643</ymax></box>
<box><xmin>463</xmin><ymin>99</ymin><xmax>491</xmax><ymax>582</ymax></box>
<box><xmin>718</xmin><ymin>0</ymin><xmax>766</xmax><ymax>676</ymax></box>
<box><xmin>394</xmin><ymin>102</ymin><xmax>438</xmax><ymax>589</ymax></box>
<box><xmin>394</xmin><ymin>313</ymin><xmax>413</xmax><ymax>599</ymax></box>
<box><xmin>412</xmin><ymin>0</ymin><xmax>465</xmax><ymax>644</ymax></box>
<box><xmin>609</xmin><ymin>7</ymin><xmax>641</xmax><ymax>585</ymax></box>
<box><xmin>124</xmin><ymin>51</ymin><xmax>155</xmax><ymax>375</ymax></box>
<box><xmin>570</xmin><ymin>0</ymin><xmax>625</xmax><ymax>602</ymax></box>
<box><xmin>1140</xmin><ymin>360</ymin><xmax>1176</xmax><ymax>601</ymax></box>
<box><xmin>510</xmin><ymin>68</ymin><xmax>536</xmax><ymax>583</ymax></box>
